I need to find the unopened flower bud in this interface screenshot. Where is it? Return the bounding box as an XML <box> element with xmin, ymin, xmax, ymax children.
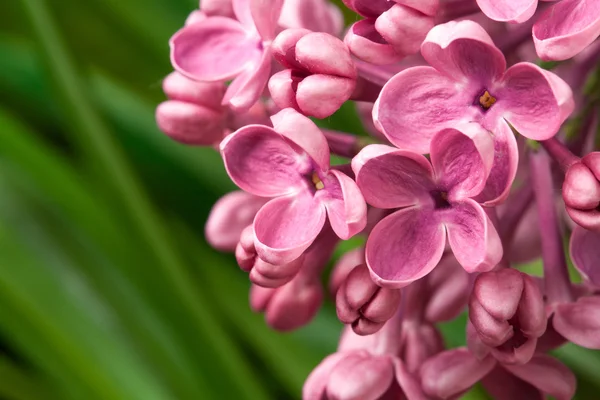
<box><xmin>469</xmin><ymin>269</ymin><xmax>547</xmax><ymax>365</ymax></box>
<box><xmin>336</xmin><ymin>264</ymin><xmax>402</xmax><ymax>335</ymax></box>
<box><xmin>563</xmin><ymin>152</ymin><xmax>600</xmax><ymax>232</ymax></box>
<box><xmin>270</xmin><ymin>29</ymin><xmax>357</xmax><ymax>118</ymax></box>
<box><xmin>399</xmin><ymin>322</ymin><xmax>444</xmax><ymax>373</ymax></box>
<box><xmin>249</xmin><ymin>272</ymin><xmax>323</xmax><ymax>331</ymax></box>
<box><xmin>328</xmin><ymin>247</ymin><xmax>365</xmax><ymax>298</ymax></box>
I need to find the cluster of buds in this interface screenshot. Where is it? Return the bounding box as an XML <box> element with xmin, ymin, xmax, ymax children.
<box><xmin>157</xmin><ymin>0</ymin><xmax>600</xmax><ymax>398</ymax></box>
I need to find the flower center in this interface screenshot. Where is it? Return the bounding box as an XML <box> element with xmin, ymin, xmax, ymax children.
<box><xmin>431</xmin><ymin>190</ymin><xmax>451</xmax><ymax>209</ymax></box>
<box><xmin>478</xmin><ymin>90</ymin><xmax>497</xmax><ymax>110</ymax></box>
<box><xmin>311</xmin><ymin>172</ymin><xmax>324</xmax><ymax>190</ymax></box>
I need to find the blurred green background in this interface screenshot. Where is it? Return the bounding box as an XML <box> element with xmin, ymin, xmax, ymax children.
<box><xmin>0</xmin><ymin>0</ymin><xmax>598</xmax><ymax>399</ymax></box>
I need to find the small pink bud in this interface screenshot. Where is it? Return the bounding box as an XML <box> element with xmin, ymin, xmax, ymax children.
<box><xmin>563</xmin><ymin>153</ymin><xmax>600</xmax><ymax>232</ymax></box>
<box><xmin>249</xmin><ymin>272</ymin><xmax>323</xmax><ymax>331</ymax></box>
<box><xmin>400</xmin><ymin>322</ymin><xmax>444</xmax><ymax>373</ymax></box>
<box><xmin>423</xmin><ymin>254</ymin><xmax>470</xmax><ymax>323</ymax></box>
<box><xmin>375</xmin><ymin>5</ymin><xmax>435</xmax><ymax>56</ymax></box>
<box><xmin>336</xmin><ymin>264</ymin><xmax>401</xmax><ymax>335</ymax></box>
<box><xmin>270</xmin><ymin>29</ymin><xmax>357</xmax><ymax>118</ymax></box>
<box><xmin>328</xmin><ymin>247</ymin><xmax>365</xmax><ymax>298</ymax></box>
<box><xmin>205</xmin><ymin>191</ymin><xmax>268</xmax><ymax>252</ymax></box>
<box><xmin>469</xmin><ymin>269</ymin><xmax>547</xmax><ymax>365</ymax></box>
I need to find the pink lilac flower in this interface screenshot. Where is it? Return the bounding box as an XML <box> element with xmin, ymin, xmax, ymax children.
<box><xmin>352</xmin><ymin>125</ymin><xmax>502</xmax><ymax>288</ymax></box>
<box><xmin>221</xmin><ymin>108</ymin><xmax>367</xmax><ymax>265</ymax></box>
<box><xmin>533</xmin><ymin>0</ymin><xmax>600</xmax><ymax>61</ymax></box>
<box><xmin>468</xmin><ymin>268</ymin><xmax>547</xmax><ymax>365</ymax></box>
<box><xmin>303</xmin><ymin>323</ymin><xmax>427</xmax><ymax>400</ymax></box>
<box><xmin>474</xmin><ymin>0</ymin><xmax>546</xmax><ymax>23</ymax></box>
<box><xmin>170</xmin><ymin>0</ymin><xmax>283</xmax><ymax>112</ymax></box>
<box><xmin>342</xmin><ymin>0</ymin><xmax>438</xmax><ymax>64</ymax></box>
<box><xmin>570</xmin><ymin>225</ymin><xmax>600</xmax><ymax>289</ymax></box>
<box><xmin>205</xmin><ymin>191</ymin><xmax>269</xmax><ymax>252</ymax></box>
<box><xmin>279</xmin><ymin>0</ymin><xmax>343</xmax><ymax>36</ymax></box>
<box><xmin>269</xmin><ymin>29</ymin><xmax>358</xmax><ymax>118</ymax></box>
<box><xmin>374</xmin><ymin>19</ymin><xmax>573</xmax><ymax>203</ymax></box>
<box><xmin>421</xmin><ymin>348</ymin><xmax>576</xmax><ymax>400</ymax></box>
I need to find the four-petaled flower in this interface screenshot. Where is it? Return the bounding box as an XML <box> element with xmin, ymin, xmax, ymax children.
<box><xmin>352</xmin><ymin>124</ymin><xmax>502</xmax><ymax>288</ymax></box>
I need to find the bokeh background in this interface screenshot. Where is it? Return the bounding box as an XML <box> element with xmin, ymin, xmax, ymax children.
<box><xmin>0</xmin><ymin>0</ymin><xmax>599</xmax><ymax>399</ymax></box>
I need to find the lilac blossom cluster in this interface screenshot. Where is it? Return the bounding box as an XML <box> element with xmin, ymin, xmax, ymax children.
<box><xmin>156</xmin><ymin>0</ymin><xmax>600</xmax><ymax>398</ymax></box>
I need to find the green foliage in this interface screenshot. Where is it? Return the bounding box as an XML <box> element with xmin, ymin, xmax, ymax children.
<box><xmin>0</xmin><ymin>0</ymin><xmax>598</xmax><ymax>399</ymax></box>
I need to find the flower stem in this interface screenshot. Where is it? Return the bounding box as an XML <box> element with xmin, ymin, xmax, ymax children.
<box><xmin>540</xmin><ymin>137</ymin><xmax>580</xmax><ymax>172</ymax></box>
<box><xmin>529</xmin><ymin>149</ymin><xmax>573</xmax><ymax>304</ymax></box>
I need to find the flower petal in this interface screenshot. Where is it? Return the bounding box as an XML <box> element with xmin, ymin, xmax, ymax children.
<box><xmin>222</xmin><ymin>48</ymin><xmax>272</xmax><ymax>112</ymax></box>
<box><xmin>352</xmin><ymin>144</ymin><xmax>434</xmax><ymax>209</ymax></box>
<box><xmin>320</xmin><ymin>170</ymin><xmax>367</xmax><ymax>240</ymax></box>
<box><xmin>344</xmin><ymin>20</ymin><xmax>404</xmax><ymax>65</ymax></box>
<box><xmin>444</xmin><ymin>199</ymin><xmax>503</xmax><ymax>273</ymax></box>
<box><xmin>374</xmin><ymin>66</ymin><xmax>475</xmax><ymax>153</ymax></box>
<box><xmin>270</xmin><ymin>108</ymin><xmax>330</xmax><ymax>172</ymax></box>
<box><xmin>250</xmin><ymin>0</ymin><xmax>284</xmax><ymax>40</ymax></box>
<box><xmin>220</xmin><ymin>125</ymin><xmax>307</xmax><ymax>197</ymax></box>
<box><xmin>365</xmin><ymin>207</ymin><xmax>446</xmax><ymax>288</ymax></box>
<box><xmin>481</xmin><ymin>366</ymin><xmax>544</xmax><ymax>400</ymax></box>
<box><xmin>474</xmin><ymin>119</ymin><xmax>519</xmax><ymax>206</ymax></box>
<box><xmin>430</xmin><ymin>125</ymin><xmax>494</xmax><ymax>200</ymax></box>
<box><xmin>392</xmin><ymin>358</ymin><xmax>428</xmax><ymax>400</ymax></box>
<box><xmin>533</xmin><ymin>0</ymin><xmax>600</xmax><ymax>61</ymax></box>
<box><xmin>569</xmin><ymin>225</ymin><xmax>600</xmax><ymax>287</ymax></box>
<box><xmin>327</xmin><ymin>353</ymin><xmax>395</xmax><ymax>400</ymax></box>
<box><xmin>421</xmin><ymin>20</ymin><xmax>506</xmax><ymax>86</ymax></box>
<box><xmin>420</xmin><ymin>348</ymin><xmax>496</xmax><ymax>399</ymax></box>
<box><xmin>553</xmin><ymin>296</ymin><xmax>600</xmax><ymax>349</ymax></box>
<box><xmin>170</xmin><ymin>17</ymin><xmax>262</xmax><ymax>81</ymax></box>
<box><xmin>475</xmin><ymin>0</ymin><xmax>538</xmax><ymax>23</ymax></box>
<box><xmin>303</xmin><ymin>352</ymin><xmax>347</xmax><ymax>400</ymax></box>
<box><xmin>254</xmin><ymin>193</ymin><xmax>326</xmax><ymax>264</ymax></box>
<box><xmin>488</xmin><ymin>63</ymin><xmax>572</xmax><ymax>140</ymax></box>
<box><xmin>503</xmin><ymin>354</ymin><xmax>576</xmax><ymax>400</ymax></box>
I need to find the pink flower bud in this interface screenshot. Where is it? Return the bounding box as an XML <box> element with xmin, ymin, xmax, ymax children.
<box><xmin>399</xmin><ymin>322</ymin><xmax>444</xmax><ymax>373</ymax></box>
<box><xmin>469</xmin><ymin>269</ymin><xmax>547</xmax><ymax>365</ymax></box>
<box><xmin>249</xmin><ymin>272</ymin><xmax>323</xmax><ymax>331</ymax></box>
<box><xmin>563</xmin><ymin>152</ymin><xmax>600</xmax><ymax>232</ymax></box>
<box><xmin>328</xmin><ymin>247</ymin><xmax>365</xmax><ymax>298</ymax></box>
<box><xmin>336</xmin><ymin>264</ymin><xmax>402</xmax><ymax>335</ymax></box>
<box><xmin>156</xmin><ymin>72</ymin><xmax>227</xmax><ymax>145</ymax></box>
<box><xmin>423</xmin><ymin>253</ymin><xmax>470</xmax><ymax>323</ymax></box>
<box><xmin>205</xmin><ymin>191</ymin><xmax>268</xmax><ymax>252</ymax></box>
<box><xmin>269</xmin><ymin>29</ymin><xmax>357</xmax><ymax>118</ymax></box>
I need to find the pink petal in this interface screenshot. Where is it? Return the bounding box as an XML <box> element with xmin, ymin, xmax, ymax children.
<box><xmin>295</xmin><ymin>32</ymin><xmax>357</xmax><ymax>78</ymax></box>
<box><xmin>570</xmin><ymin>225</ymin><xmax>600</xmax><ymax>286</ymax></box>
<box><xmin>391</xmin><ymin>358</ymin><xmax>428</xmax><ymax>400</ymax></box>
<box><xmin>352</xmin><ymin>145</ymin><xmax>435</xmax><ymax>209</ymax></box>
<box><xmin>375</xmin><ymin>4</ymin><xmax>435</xmax><ymax>56</ymax></box>
<box><xmin>250</xmin><ymin>0</ymin><xmax>284</xmax><ymax>40</ymax></box>
<box><xmin>421</xmin><ymin>20</ymin><xmax>506</xmax><ymax>86</ymax></box>
<box><xmin>303</xmin><ymin>352</ymin><xmax>347</xmax><ymax>400</ymax></box>
<box><xmin>162</xmin><ymin>72</ymin><xmax>225</xmax><ymax>109</ymax></box>
<box><xmin>170</xmin><ymin>17</ymin><xmax>262</xmax><ymax>81</ymax></box>
<box><xmin>553</xmin><ymin>296</ymin><xmax>600</xmax><ymax>349</ymax></box>
<box><xmin>475</xmin><ymin>0</ymin><xmax>538</xmax><ymax>23</ymax></box>
<box><xmin>270</xmin><ymin>108</ymin><xmax>330</xmax><ymax>172</ymax></box>
<box><xmin>279</xmin><ymin>0</ymin><xmax>344</xmax><ymax>36</ymax></box>
<box><xmin>205</xmin><ymin>191</ymin><xmax>269</xmax><ymax>251</ymax></box>
<box><xmin>424</xmin><ymin>254</ymin><xmax>470</xmax><ymax>322</ymax></box>
<box><xmin>481</xmin><ymin>366</ymin><xmax>544</xmax><ymax>400</ymax></box>
<box><xmin>327</xmin><ymin>353</ymin><xmax>395</xmax><ymax>400</ymax></box>
<box><xmin>254</xmin><ymin>193</ymin><xmax>326</xmax><ymax>264</ymax></box>
<box><xmin>373</xmin><ymin>66</ymin><xmax>475</xmax><ymax>153</ymax></box>
<box><xmin>488</xmin><ymin>63</ymin><xmax>571</xmax><ymax>140</ymax></box>
<box><xmin>254</xmin><ymin>191</ymin><xmax>327</xmax><ymax>265</ymax></box>
<box><xmin>365</xmin><ymin>207</ymin><xmax>446</xmax><ymax>288</ymax></box>
<box><xmin>342</xmin><ymin>0</ymin><xmax>392</xmax><ymax>18</ymax></box>
<box><xmin>430</xmin><ymin>125</ymin><xmax>494</xmax><ymax>201</ymax></box>
<box><xmin>474</xmin><ymin>119</ymin><xmax>519</xmax><ymax>206</ymax></box>
<box><xmin>503</xmin><ymin>354</ymin><xmax>576</xmax><ymax>400</ymax></box>
<box><xmin>344</xmin><ymin>20</ymin><xmax>405</xmax><ymax>65</ymax></box>
<box><xmin>320</xmin><ymin>170</ymin><xmax>367</xmax><ymax>240</ymax></box>
<box><xmin>222</xmin><ymin>48</ymin><xmax>272</xmax><ymax>112</ymax></box>
<box><xmin>220</xmin><ymin>125</ymin><xmax>307</xmax><ymax>197</ymax></box>
<box><xmin>533</xmin><ymin>0</ymin><xmax>600</xmax><ymax>61</ymax></box>
<box><xmin>420</xmin><ymin>348</ymin><xmax>496</xmax><ymax>399</ymax></box>
<box><xmin>444</xmin><ymin>199</ymin><xmax>503</xmax><ymax>273</ymax></box>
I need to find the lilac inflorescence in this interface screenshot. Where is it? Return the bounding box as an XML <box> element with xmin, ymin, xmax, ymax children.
<box><xmin>157</xmin><ymin>0</ymin><xmax>600</xmax><ymax>398</ymax></box>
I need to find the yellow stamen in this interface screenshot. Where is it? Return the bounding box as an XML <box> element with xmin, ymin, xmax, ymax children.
<box><xmin>312</xmin><ymin>172</ymin><xmax>324</xmax><ymax>190</ymax></box>
<box><xmin>479</xmin><ymin>90</ymin><xmax>497</xmax><ymax>109</ymax></box>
